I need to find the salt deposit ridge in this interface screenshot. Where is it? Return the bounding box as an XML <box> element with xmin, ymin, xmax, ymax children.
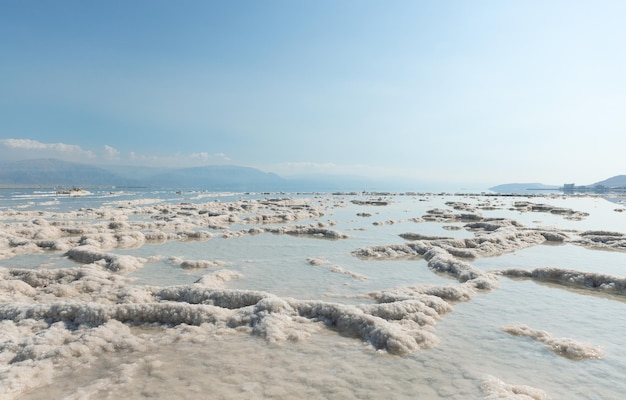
<box><xmin>1</xmin><ymin>189</ymin><xmax>625</xmax><ymax>399</ymax></box>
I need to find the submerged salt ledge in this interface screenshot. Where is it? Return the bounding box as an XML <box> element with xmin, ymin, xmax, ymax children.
<box><xmin>495</xmin><ymin>267</ymin><xmax>626</xmax><ymax>295</ymax></box>
<box><xmin>482</xmin><ymin>376</ymin><xmax>548</xmax><ymax>400</ymax></box>
<box><xmin>0</xmin><ymin>265</ymin><xmax>453</xmax><ymax>398</ymax></box>
<box><xmin>501</xmin><ymin>324</ymin><xmax>605</xmax><ymax>360</ymax></box>
<box><xmin>1</xmin><ymin>192</ymin><xmax>625</xmax><ymax>398</ymax></box>
<box><xmin>0</xmin><ymin>263</ymin><xmax>450</xmax><ymax>355</ymax></box>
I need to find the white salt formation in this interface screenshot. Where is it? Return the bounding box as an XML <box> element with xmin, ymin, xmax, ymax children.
<box><xmin>169</xmin><ymin>257</ymin><xmax>230</xmax><ymax>270</ymax></box>
<box><xmin>512</xmin><ymin>200</ymin><xmax>589</xmax><ymax>220</ymax></box>
<box><xmin>328</xmin><ymin>265</ymin><xmax>368</xmax><ymax>281</ymax></box>
<box><xmin>0</xmin><ymin>265</ymin><xmax>452</xmax><ymax>360</ymax></box>
<box><xmin>495</xmin><ymin>267</ymin><xmax>626</xmax><ymax>295</ymax></box>
<box><xmin>482</xmin><ymin>376</ymin><xmax>548</xmax><ymax>400</ymax></box>
<box><xmin>501</xmin><ymin>324</ymin><xmax>605</xmax><ymax>360</ymax></box>
<box><xmin>1</xmin><ymin>191</ymin><xmax>625</xmax><ymax>398</ymax></box>
<box><xmin>574</xmin><ymin>230</ymin><xmax>626</xmax><ymax>251</ymax></box>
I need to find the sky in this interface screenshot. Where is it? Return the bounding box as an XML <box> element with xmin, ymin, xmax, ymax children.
<box><xmin>1</xmin><ymin>0</ymin><xmax>625</xmax><ymax>188</ymax></box>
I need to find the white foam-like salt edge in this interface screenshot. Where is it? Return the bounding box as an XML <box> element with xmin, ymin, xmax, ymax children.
<box><xmin>573</xmin><ymin>230</ymin><xmax>626</xmax><ymax>250</ymax></box>
<box><xmin>495</xmin><ymin>267</ymin><xmax>626</xmax><ymax>294</ymax></box>
<box><xmin>511</xmin><ymin>200</ymin><xmax>590</xmax><ymax>220</ymax></box>
<box><xmin>0</xmin><ymin>289</ymin><xmax>446</xmax><ymax>359</ymax></box>
<box><xmin>306</xmin><ymin>257</ymin><xmax>330</xmax><ymax>266</ymax></box>
<box><xmin>355</xmin><ymin>218</ymin><xmax>564</xmax><ymax>260</ymax></box>
<box><xmin>501</xmin><ymin>324</ymin><xmax>605</xmax><ymax>360</ymax></box>
<box><xmin>328</xmin><ymin>265</ymin><xmax>368</xmax><ymax>281</ymax></box>
<box><xmin>169</xmin><ymin>257</ymin><xmax>231</xmax><ymax>270</ymax></box>
<box><xmin>482</xmin><ymin>375</ymin><xmax>548</xmax><ymax>400</ymax></box>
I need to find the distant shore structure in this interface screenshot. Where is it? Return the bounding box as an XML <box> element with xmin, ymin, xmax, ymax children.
<box><xmin>561</xmin><ymin>183</ymin><xmax>626</xmax><ymax>194</ymax></box>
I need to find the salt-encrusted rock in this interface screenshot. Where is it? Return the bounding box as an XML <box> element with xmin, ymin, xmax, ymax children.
<box><xmin>495</xmin><ymin>267</ymin><xmax>626</xmax><ymax>294</ymax></box>
<box><xmin>501</xmin><ymin>324</ymin><xmax>605</xmax><ymax>360</ymax></box>
<box><xmin>482</xmin><ymin>375</ymin><xmax>548</xmax><ymax>400</ymax></box>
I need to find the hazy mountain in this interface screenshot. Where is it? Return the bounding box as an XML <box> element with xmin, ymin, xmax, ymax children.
<box><xmin>0</xmin><ymin>159</ymin><xmax>425</xmax><ymax>192</ymax></box>
<box><xmin>0</xmin><ymin>159</ymin><xmax>138</xmax><ymax>187</ymax></box>
<box><xmin>144</xmin><ymin>165</ymin><xmax>287</xmax><ymax>191</ymax></box>
<box><xmin>489</xmin><ymin>182</ymin><xmax>560</xmax><ymax>193</ymax></box>
<box><xmin>0</xmin><ymin>159</ymin><xmax>286</xmax><ymax>191</ymax></box>
<box><xmin>594</xmin><ymin>175</ymin><xmax>626</xmax><ymax>187</ymax></box>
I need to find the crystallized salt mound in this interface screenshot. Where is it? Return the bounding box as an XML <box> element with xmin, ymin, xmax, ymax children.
<box><xmin>496</xmin><ymin>267</ymin><xmax>626</xmax><ymax>294</ymax></box>
<box><xmin>265</xmin><ymin>225</ymin><xmax>349</xmax><ymax>239</ymax></box>
<box><xmin>352</xmin><ymin>242</ymin><xmax>429</xmax><ymax>259</ymax></box>
<box><xmin>501</xmin><ymin>324</ymin><xmax>605</xmax><ymax>360</ymax></box>
<box><xmin>0</xmin><ymin>319</ymin><xmax>145</xmax><ymax>399</ymax></box>
<box><xmin>482</xmin><ymin>375</ymin><xmax>549</xmax><ymax>400</ymax></box>
<box><xmin>573</xmin><ymin>230</ymin><xmax>626</xmax><ymax>251</ymax></box>
<box><xmin>358</xmin><ymin>219</ymin><xmax>554</xmax><ymax>261</ymax></box>
<box><xmin>367</xmin><ymin>283</ymin><xmax>476</xmax><ymax>304</ymax></box>
<box><xmin>193</xmin><ymin>269</ymin><xmax>244</xmax><ymax>288</ymax></box>
<box><xmin>169</xmin><ymin>257</ymin><xmax>230</xmax><ymax>270</ymax></box>
<box><xmin>329</xmin><ymin>265</ymin><xmax>368</xmax><ymax>281</ymax></box>
<box><xmin>65</xmin><ymin>245</ymin><xmax>146</xmax><ymax>274</ymax></box>
<box><xmin>512</xmin><ymin>201</ymin><xmax>589</xmax><ymax>220</ymax></box>
<box><xmin>0</xmin><ymin>197</ymin><xmax>328</xmax><ymax>265</ymax></box>
<box><xmin>353</xmin><ymin>217</ymin><xmax>578</xmax><ymax>292</ymax></box>
<box><xmin>306</xmin><ymin>258</ymin><xmax>368</xmax><ymax>281</ymax></box>
<box><xmin>0</xmin><ymin>265</ymin><xmax>131</xmax><ymax>304</ymax></box>
<box><xmin>422</xmin><ymin>207</ymin><xmax>483</xmax><ymax>222</ymax></box>
<box><xmin>0</xmin><ymin>264</ymin><xmax>454</xmax><ymax>358</ymax></box>
<box><xmin>306</xmin><ymin>257</ymin><xmax>330</xmax><ymax>266</ymax></box>
<box><xmin>424</xmin><ymin>247</ymin><xmax>500</xmax><ymax>290</ymax></box>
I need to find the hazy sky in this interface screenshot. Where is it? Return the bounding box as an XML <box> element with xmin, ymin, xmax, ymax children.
<box><xmin>1</xmin><ymin>0</ymin><xmax>624</xmax><ymax>187</ymax></box>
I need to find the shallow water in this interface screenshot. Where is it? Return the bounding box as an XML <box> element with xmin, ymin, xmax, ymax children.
<box><xmin>1</xmin><ymin>190</ymin><xmax>625</xmax><ymax>399</ymax></box>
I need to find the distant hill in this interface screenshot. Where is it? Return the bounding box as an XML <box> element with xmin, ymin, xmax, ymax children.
<box><xmin>144</xmin><ymin>165</ymin><xmax>287</xmax><ymax>191</ymax></box>
<box><xmin>0</xmin><ymin>159</ymin><xmax>287</xmax><ymax>191</ymax></box>
<box><xmin>489</xmin><ymin>182</ymin><xmax>560</xmax><ymax>194</ymax></box>
<box><xmin>0</xmin><ymin>159</ymin><xmax>137</xmax><ymax>187</ymax></box>
<box><xmin>594</xmin><ymin>175</ymin><xmax>626</xmax><ymax>187</ymax></box>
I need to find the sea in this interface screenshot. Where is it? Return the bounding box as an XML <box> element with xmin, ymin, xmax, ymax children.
<box><xmin>1</xmin><ymin>188</ymin><xmax>625</xmax><ymax>399</ymax></box>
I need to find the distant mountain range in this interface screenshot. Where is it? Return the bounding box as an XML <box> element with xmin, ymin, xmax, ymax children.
<box><xmin>595</xmin><ymin>175</ymin><xmax>626</xmax><ymax>187</ymax></box>
<box><xmin>0</xmin><ymin>159</ymin><xmax>292</xmax><ymax>191</ymax></box>
<box><xmin>4</xmin><ymin>159</ymin><xmax>623</xmax><ymax>193</ymax></box>
<box><xmin>0</xmin><ymin>158</ymin><xmax>405</xmax><ymax>192</ymax></box>
<box><xmin>0</xmin><ymin>159</ymin><xmax>137</xmax><ymax>187</ymax></box>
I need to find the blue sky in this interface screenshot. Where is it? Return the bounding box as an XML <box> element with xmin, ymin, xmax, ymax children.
<box><xmin>1</xmin><ymin>0</ymin><xmax>624</xmax><ymax>187</ymax></box>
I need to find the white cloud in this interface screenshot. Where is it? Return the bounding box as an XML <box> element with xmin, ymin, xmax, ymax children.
<box><xmin>0</xmin><ymin>138</ymin><xmax>96</xmax><ymax>160</ymax></box>
<box><xmin>0</xmin><ymin>138</ymin><xmax>230</xmax><ymax>168</ymax></box>
<box><xmin>103</xmin><ymin>145</ymin><xmax>120</xmax><ymax>160</ymax></box>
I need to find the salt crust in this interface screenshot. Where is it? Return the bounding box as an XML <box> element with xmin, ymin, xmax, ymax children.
<box><xmin>496</xmin><ymin>267</ymin><xmax>626</xmax><ymax>294</ymax></box>
<box><xmin>482</xmin><ymin>375</ymin><xmax>549</xmax><ymax>400</ymax></box>
<box><xmin>0</xmin><ymin>266</ymin><xmax>451</xmax><ymax>355</ymax></box>
<box><xmin>169</xmin><ymin>257</ymin><xmax>230</xmax><ymax>270</ymax></box>
<box><xmin>307</xmin><ymin>258</ymin><xmax>368</xmax><ymax>281</ymax></box>
<box><xmin>512</xmin><ymin>201</ymin><xmax>589</xmax><ymax>220</ymax></box>
<box><xmin>0</xmin><ymin>263</ymin><xmax>458</xmax><ymax>398</ymax></box>
<box><xmin>328</xmin><ymin>265</ymin><xmax>368</xmax><ymax>281</ymax></box>
<box><xmin>501</xmin><ymin>324</ymin><xmax>605</xmax><ymax>360</ymax></box>
<box><xmin>0</xmin><ymin>195</ymin><xmax>622</xmax><ymax>398</ymax></box>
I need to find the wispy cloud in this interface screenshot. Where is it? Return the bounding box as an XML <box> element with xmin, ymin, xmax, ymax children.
<box><xmin>0</xmin><ymin>138</ymin><xmax>230</xmax><ymax>167</ymax></box>
<box><xmin>0</xmin><ymin>138</ymin><xmax>96</xmax><ymax>160</ymax></box>
<box><xmin>103</xmin><ymin>145</ymin><xmax>121</xmax><ymax>161</ymax></box>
